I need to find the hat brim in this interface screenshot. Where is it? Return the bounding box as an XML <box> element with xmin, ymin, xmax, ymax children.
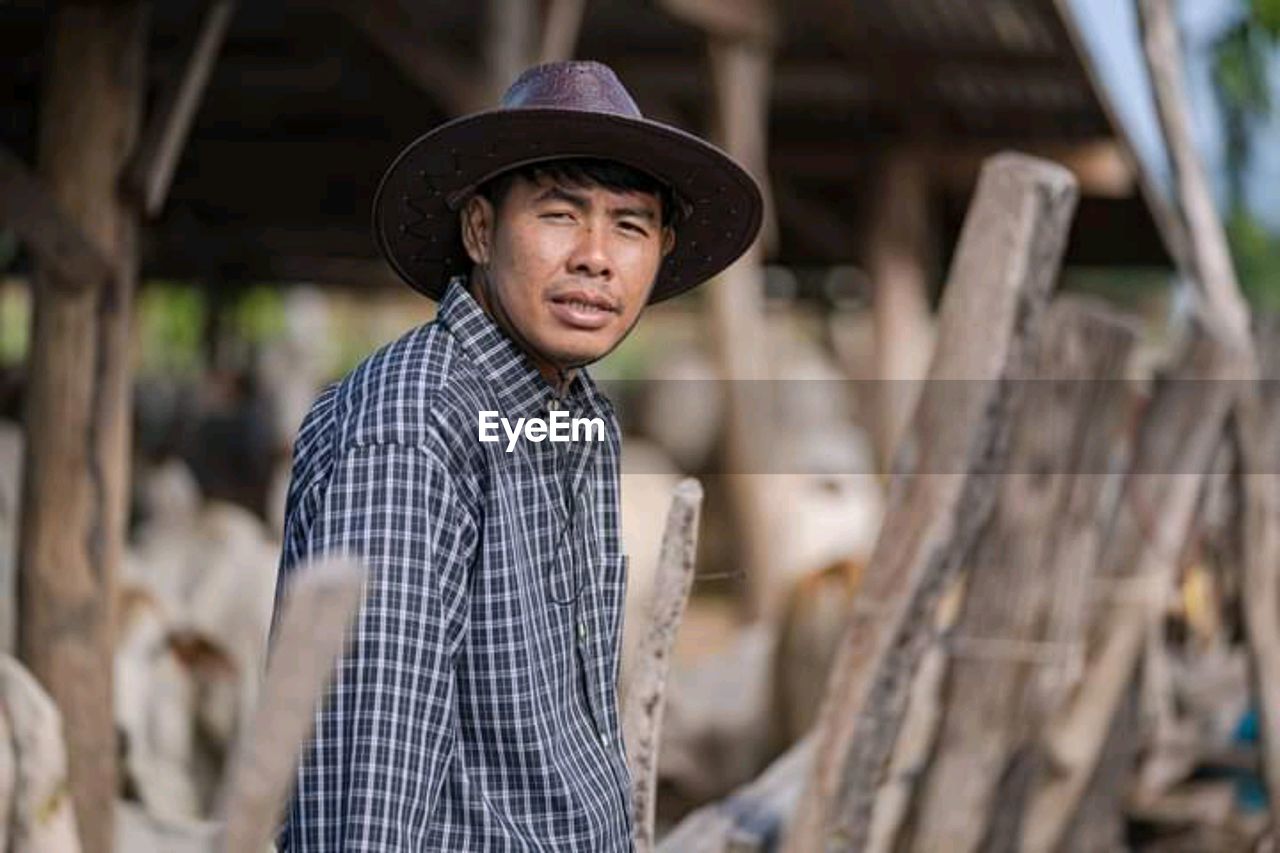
<box><xmin>372</xmin><ymin>107</ymin><xmax>764</xmax><ymax>303</ymax></box>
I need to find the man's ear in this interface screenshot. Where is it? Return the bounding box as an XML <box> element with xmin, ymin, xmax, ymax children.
<box><xmin>460</xmin><ymin>195</ymin><xmax>495</xmax><ymax>265</ymax></box>
<box><xmin>660</xmin><ymin>225</ymin><xmax>676</xmax><ymax>257</ymax></box>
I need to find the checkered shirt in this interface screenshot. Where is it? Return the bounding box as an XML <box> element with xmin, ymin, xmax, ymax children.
<box><xmin>270</xmin><ymin>275</ymin><xmax>633</xmax><ymax>851</ymax></box>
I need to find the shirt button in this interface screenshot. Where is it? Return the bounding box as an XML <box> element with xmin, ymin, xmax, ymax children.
<box><xmin>578</xmin><ymin>622</ymin><xmax>587</xmax><ymax>639</ymax></box>
<box><xmin>600</xmin><ymin>732</ymin><xmax>609</xmax><ymax>747</ymax></box>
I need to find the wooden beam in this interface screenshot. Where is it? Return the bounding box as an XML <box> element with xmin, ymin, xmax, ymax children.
<box><xmin>659</xmin><ymin>0</ymin><xmax>776</xmax><ymax>43</ymax></box>
<box><xmin>0</xmin><ymin>145</ymin><xmax>113</xmax><ymax>292</ymax></box>
<box><xmin>329</xmin><ymin>0</ymin><xmax>485</xmax><ymax>115</ymax></box>
<box><xmin>121</xmin><ymin>0</ymin><xmax>236</xmax><ymax>218</ymax></box>
<box><xmin>783</xmin><ymin>154</ymin><xmax>1079</xmax><ymax>853</ymax></box>
<box><xmin>17</xmin><ymin>3</ymin><xmax>147</xmax><ymax>851</ymax></box>
<box><xmin>772</xmin><ymin>139</ymin><xmax>1135</xmax><ymax>198</ymax></box>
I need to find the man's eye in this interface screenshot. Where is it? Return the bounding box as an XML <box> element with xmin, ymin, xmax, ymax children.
<box><xmin>541</xmin><ymin>211</ymin><xmax>574</xmax><ymax>220</ymax></box>
<box><xmin>619</xmin><ymin>221</ymin><xmax>647</xmax><ymax>236</ymax></box>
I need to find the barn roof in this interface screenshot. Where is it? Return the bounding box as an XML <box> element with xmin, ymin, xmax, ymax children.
<box><xmin>1</xmin><ymin>0</ymin><xmax>1171</xmax><ymax>294</ymax></box>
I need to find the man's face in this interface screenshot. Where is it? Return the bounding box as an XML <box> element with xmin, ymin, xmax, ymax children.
<box><xmin>460</xmin><ymin>171</ymin><xmax>676</xmax><ymax>374</ymax></box>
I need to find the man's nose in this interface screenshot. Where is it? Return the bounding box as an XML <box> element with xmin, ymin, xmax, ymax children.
<box><xmin>568</xmin><ymin>224</ymin><xmax>612</xmax><ymax>278</ymax></box>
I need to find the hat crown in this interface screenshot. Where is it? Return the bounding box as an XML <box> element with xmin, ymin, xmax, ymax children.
<box><xmin>500</xmin><ymin>60</ymin><xmax>643</xmax><ymax>118</ymax></box>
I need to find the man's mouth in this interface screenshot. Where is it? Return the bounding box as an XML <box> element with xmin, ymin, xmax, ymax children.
<box><xmin>548</xmin><ymin>290</ymin><xmax>618</xmax><ymax>330</ymax></box>
<box><xmin>549</xmin><ymin>290</ymin><xmax>619</xmax><ymax>314</ymax></box>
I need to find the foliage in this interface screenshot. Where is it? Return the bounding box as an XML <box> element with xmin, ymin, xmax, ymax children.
<box><xmin>0</xmin><ymin>284</ymin><xmax>29</xmax><ymax>367</ymax></box>
<box><xmin>232</xmin><ymin>285</ymin><xmax>286</xmax><ymax>345</ymax></box>
<box><xmin>1210</xmin><ymin>0</ymin><xmax>1280</xmax><ymax>308</ymax></box>
<box><xmin>137</xmin><ymin>283</ymin><xmax>205</xmax><ymax>375</ymax></box>
<box><xmin>1227</xmin><ymin>208</ymin><xmax>1280</xmax><ymax>312</ymax></box>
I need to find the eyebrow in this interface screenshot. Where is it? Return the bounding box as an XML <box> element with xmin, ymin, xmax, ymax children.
<box><xmin>533</xmin><ymin>185</ymin><xmax>658</xmax><ymax>224</ymax></box>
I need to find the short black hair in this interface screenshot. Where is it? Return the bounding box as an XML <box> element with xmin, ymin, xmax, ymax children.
<box><xmin>473</xmin><ymin>157</ymin><xmax>683</xmax><ymax>229</ymax></box>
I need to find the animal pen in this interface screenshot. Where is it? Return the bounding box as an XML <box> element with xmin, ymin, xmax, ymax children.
<box><xmin>1</xmin><ymin>0</ymin><xmax>1278</xmax><ymax>851</ymax></box>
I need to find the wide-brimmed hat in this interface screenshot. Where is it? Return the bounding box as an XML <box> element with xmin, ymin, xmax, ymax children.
<box><xmin>372</xmin><ymin>60</ymin><xmax>763</xmax><ymax>303</ymax></box>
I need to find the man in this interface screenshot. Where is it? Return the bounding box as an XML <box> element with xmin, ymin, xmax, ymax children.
<box><xmin>271</xmin><ymin>60</ymin><xmax>762</xmax><ymax>851</ymax></box>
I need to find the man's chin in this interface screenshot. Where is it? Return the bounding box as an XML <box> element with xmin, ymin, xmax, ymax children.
<box><xmin>543</xmin><ymin>340</ymin><xmax>613</xmax><ymax>369</ymax></box>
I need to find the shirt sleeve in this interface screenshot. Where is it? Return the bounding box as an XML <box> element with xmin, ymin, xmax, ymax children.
<box><xmin>277</xmin><ymin>441</ymin><xmax>477</xmax><ymax>852</ymax></box>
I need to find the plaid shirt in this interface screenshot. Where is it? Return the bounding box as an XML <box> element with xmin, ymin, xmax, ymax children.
<box><xmin>270</xmin><ymin>275</ymin><xmax>633</xmax><ymax>851</ymax></box>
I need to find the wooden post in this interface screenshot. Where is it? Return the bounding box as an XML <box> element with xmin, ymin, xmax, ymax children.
<box><xmin>705</xmin><ymin>34</ymin><xmax>777</xmax><ymax>622</ymax></box>
<box><xmin>783</xmin><ymin>154</ymin><xmax>1079</xmax><ymax>853</ymax></box>
<box><xmin>16</xmin><ymin>4</ymin><xmax>147</xmax><ymax>851</ymax></box>
<box><xmin>218</xmin><ymin>559</ymin><xmax>365</xmax><ymax>853</ymax></box>
<box><xmin>903</xmin><ymin>298</ymin><xmax>1138</xmax><ymax>853</ymax></box>
<box><xmin>538</xmin><ymin>0</ymin><xmax>586</xmax><ymax>64</ymax></box>
<box><xmin>866</xmin><ymin>153</ymin><xmax>934</xmax><ymax>474</ymax></box>
<box><xmin>486</xmin><ymin>0</ymin><xmax>538</xmax><ymax>103</ymax></box>
<box><xmin>623</xmin><ymin>479</ymin><xmax>703</xmax><ymax>853</ymax></box>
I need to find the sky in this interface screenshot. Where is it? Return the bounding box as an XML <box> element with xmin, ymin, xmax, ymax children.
<box><xmin>1066</xmin><ymin>0</ymin><xmax>1280</xmax><ymax>230</ymax></box>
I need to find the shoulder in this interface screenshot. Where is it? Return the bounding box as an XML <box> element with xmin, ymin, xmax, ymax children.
<box><xmin>319</xmin><ymin>319</ymin><xmax>491</xmax><ymax>499</ymax></box>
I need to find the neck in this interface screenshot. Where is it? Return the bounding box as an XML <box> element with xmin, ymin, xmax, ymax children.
<box><xmin>466</xmin><ymin>271</ymin><xmax>577</xmax><ymax>396</ymax></box>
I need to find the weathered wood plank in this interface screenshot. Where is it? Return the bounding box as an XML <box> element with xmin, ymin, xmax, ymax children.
<box><xmin>624</xmin><ymin>479</ymin><xmax>704</xmax><ymax>853</ymax></box>
<box><xmin>217</xmin><ymin>559</ymin><xmax>365</xmax><ymax>853</ymax></box>
<box><xmin>904</xmin><ymin>297</ymin><xmax>1138</xmax><ymax>852</ymax></box>
<box><xmin>1020</xmin><ymin>324</ymin><xmax>1240</xmax><ymax>852</ymax></box>
<box><xmin>783</xmin><ymin>152</ymin><xmax>1079</xmax><ymax>853</ymax></box>
<box><xmin>657</xmin><ymin>734</ymin><xmax>816</xmax><ymax>853</ymax></box>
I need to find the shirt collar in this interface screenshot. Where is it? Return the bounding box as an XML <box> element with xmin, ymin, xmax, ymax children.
<box><xmin>436</xmin><ymin>275</ymin><xmax>614</xmax><ymax>419</ymax></box>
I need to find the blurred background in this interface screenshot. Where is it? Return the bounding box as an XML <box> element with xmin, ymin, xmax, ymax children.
<box><xmin>2</xmin><ymin>0</ymin><xmax>1280</xmax><ymax>850</ymax></box>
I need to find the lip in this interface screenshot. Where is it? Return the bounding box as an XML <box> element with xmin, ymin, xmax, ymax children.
<box><xmin>547</xmin><ymin>289</ymin><xmax>618</xmax><ymax>331</ymax></box>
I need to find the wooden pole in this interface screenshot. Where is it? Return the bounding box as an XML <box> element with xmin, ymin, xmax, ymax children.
<box><xmin>486</xmin><ymin>0</ymin><xmax>538</xmax><ymax>103</ymax></box>
<box><xmin>783</xmin><ymin>154</ymin><xmax>1079</xmax><ymax>853</ymax></box>
<box><xmin>705</xmin><ymin>34</ymin><xmax>777</xmax><ymax>623</ymax></box>
<box><xmin>121</xmin><ymin>0</ymin><xmax>237</xmax><ymax>218</ymax></box>
<box><xmin>538</xmin><ymin>0</ymin><xmax>586</xmax><ymax>64</ymax></box>
<box><xmin>16</xmin><ymin>4</ymin><xmax>147</xmax><ymax>851</ymax></box>
<box><xmin>866</xmin><ymin>153</ymin><xmax>934</xmax><ymax>474</ymax></box>
<box><xmin>623</xmin><ymin>479</ymin><xmax>704</xmax><ymax>853</ymax></box>
<box><xmin>1136</xmin><ymin>0</ymin><xmax>1252</xmax><ymax>351</ymax></box>
<box><xmin>1134</xmin><ymin>1</ymin><xmax>1280</xmax><ymax>836</ymax></box>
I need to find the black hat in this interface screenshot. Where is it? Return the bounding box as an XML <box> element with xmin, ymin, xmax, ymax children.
<box><xmin>372</xmin><ymin>60</ymin><xmax>764</xmax><ymax>303</ymax></box>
